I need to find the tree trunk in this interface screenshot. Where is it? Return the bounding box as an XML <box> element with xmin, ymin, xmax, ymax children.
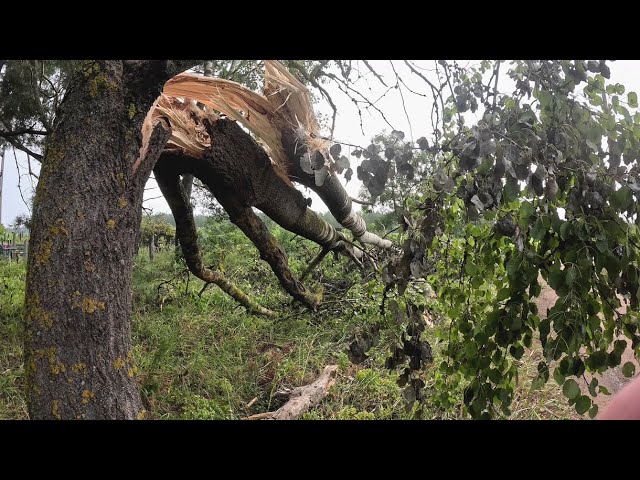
<box><xmin>24</xmin><ymin>60</ymin><xmax>190</xmax><ymax>419</ymax></box>
<box><xmin>149</xmin><ymin>234</ymin><xmax>155</xmax><ymax>261</ymax></box>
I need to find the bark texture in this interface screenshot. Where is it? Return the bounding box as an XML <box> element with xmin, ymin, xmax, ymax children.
<box><xmin>281</xmin><ymin>132</ymin><xmax>392</xmax><ymax>249</ymax></box>
<box><xmin>24</xmin><ymin>60</ymin><xmax>191</xmax><ymax>419</ymax></box>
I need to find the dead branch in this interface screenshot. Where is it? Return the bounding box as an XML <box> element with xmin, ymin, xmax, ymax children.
<box><xmin>350</xmin><ymin>196</ymin><xmax>375</xmax><ymax>206</ymax></box>
<box><xmin>242</xmin><ymin>365</ymin><xmax>338</xmax><ymax>420</ymax></box>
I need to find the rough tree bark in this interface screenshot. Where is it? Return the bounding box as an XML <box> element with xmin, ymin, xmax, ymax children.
<box><xmin>24</xmin><ymin>60</ymin><xmax>193</xmax><ymax>420</ymax></box>
<box><xmin>174</xmin><ymin>174</ymin><xmax>194</xmax><ymax>247</ymax></box>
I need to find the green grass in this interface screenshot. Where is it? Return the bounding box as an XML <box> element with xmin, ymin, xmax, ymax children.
<box><xmin>0</xmin><ymin>220</ymin><xmax>579</xmax><ymax>420</ymax></box>
<box><xmin>0</xmin><ymin>260</ymin><xmax>28</xmax><ymax>420</ymax></box>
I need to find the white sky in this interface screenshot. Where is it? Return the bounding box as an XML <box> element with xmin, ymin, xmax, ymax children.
<box><xmin>2</xmin><ymin>60</ymin><xmax>640</xmax><ymax>227</ymax></box>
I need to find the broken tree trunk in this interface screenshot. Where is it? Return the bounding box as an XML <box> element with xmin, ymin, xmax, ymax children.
<box><xmin>154</xmin><ymin>117</ymin><xmax>363</xmax><ymax>309</ymax></box>
<box><xmin>158</xmin><ymin>61</ymin><xmax>392</xmax><ymax>251</ymax></box>
<box><xmin>243</xmin><ymin>365</ymin><xmax>337</xmax><ymax>420</ymax></box>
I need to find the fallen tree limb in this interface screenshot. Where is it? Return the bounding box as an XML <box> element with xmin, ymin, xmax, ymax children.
<box><xmin>242</xmin><ymin>365</ymin><xmax>338</xmax><ymax>420</ymax></box>
<box><xmin>154</xmin><ymin>161</ymin><xmax>276</xmax><ymax>317</ymax></box>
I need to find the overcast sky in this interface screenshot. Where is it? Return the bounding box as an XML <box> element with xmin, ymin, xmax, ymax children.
<box><xmin>2</xmin><ymin>60</ymin><xmax>640</xmax><ymax>227</ymax></box>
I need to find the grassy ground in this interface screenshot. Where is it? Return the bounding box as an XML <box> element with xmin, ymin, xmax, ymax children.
<box><xmin>0</xmin><ymin>220</ymin><xmax>578</xmax><ymax>420</ymax></box>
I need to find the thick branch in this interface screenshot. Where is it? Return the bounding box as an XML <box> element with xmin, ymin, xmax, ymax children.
<box><xmin>154</xmin><ymin>161</ymin><xmax>275</xmax><ymax>317</ymax></box>
<box><xmin>219</xmin><ymin>194</ymin><xmax>321</xmax><ymax>309</ymax></box>
<box><xmin>124</xmin><ymin>60</ymin><xmax>197</xmax><ymax>99</ymax></box>
<box><xmin>2</xmin><ymin>136</ymin><xmax>43</xmax><ymax>161</ymax></box>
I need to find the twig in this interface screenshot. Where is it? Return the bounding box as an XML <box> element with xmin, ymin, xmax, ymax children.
<box><xmin>300</xmin><ymin>247</ymin><xmax>330</xmax><ymax>281</ymax></box>
<box><xmin>350</xmin><ymin>196</ymin><xmax>375</xmax><ymax>206</ymax></box>
<box><xmin>362</xmin><ymin>60</ymin><xmax>388</xmax><ymax>87</ymax></box>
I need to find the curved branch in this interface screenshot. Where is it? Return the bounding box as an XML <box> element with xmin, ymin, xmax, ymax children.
<box><xmin>218</xmin><ymin>193</ymin><xmax>321</xmax><ymax>309</ymax></box>
<box><xmin>154</xmin><ymin>161</ymin><xmax>276</xmax><ymax>317</ymax></box>
<box><xmin>350</xmin><ymin>196</ymin><xmax>375</xmax><ymax>206</ymax></box>
<box><xmin>2</xmin><ymin>136</ymin><xmax>42</xmax><ymax>161</ymax></box>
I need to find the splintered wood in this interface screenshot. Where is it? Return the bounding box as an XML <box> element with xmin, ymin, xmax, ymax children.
<box><xmin>243</xmin><ymin>365</ymin><xmax>338</xmax><ymax>420</ymax></box>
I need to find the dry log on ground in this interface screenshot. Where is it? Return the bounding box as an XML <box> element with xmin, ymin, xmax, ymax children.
<box><xmin>243</xmin><ymin>365</ymin><xmax>338</xmax><ymax>420</ymax></box>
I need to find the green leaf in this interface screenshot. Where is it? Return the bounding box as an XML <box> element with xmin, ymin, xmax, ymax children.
<box><xmin>531</xmin><ymin>219</ymin><xmax>546</xmax><ymax>241</ymax></box>
<box><xmin>628</xmin><ymin>91</ymin><xmax>638</xmax><ymax>108</ymax></box>
<box><xmin>590</xmin><ymin>350</ymin><xmax>608</xmax><ymax>370</ymax></box>
<box><xmin>562</xmin><ymin>379</ymin><xmax>580</xmax><ymax>399</ymax></box>
<box><xmin>575</xmin><ymin>395</ymin><xmax>591</xmax><ymax>415</ymax></box>
<box><xmin>622</xmin><ymin>361</ymin><xmax>636</xmax><ymax>378</ymax></box>
<box><xmin>588</xmin><ymin>404</ymin><xmax>599</xmax><ymax>419</ymax></box>
<box><xmin>510</xmin><ymin>344</ymin><xmax>524</xmax><ymax>360</ymax></box>
<box><xmin>553</xmin><ymin>367</ymin><xmax>565</xmax><ymax>386</ymax></box>
<box><xmin>596</xmin><ymin>238</ymin><xmax>608</xmax><ymax>253</ymax></box>
<box><xmin>610</xmin><ymin>185</ymin><xmax>633</xmax><ymax>211</ymax></box>
<box><xmin>614</xmin><ymin>339</ymin><xmax>627</xmax><ymax>354</ymax></box>
<box><xmin>497</xmin><ymin>288</ymin><xmax>511</xmax><ymax>301</ymax></box>
<box><xmin>488</xmin><ymin>369</ymin><xmax>502</xmax><ymax>384</ymax></box>
<box><xmin>504</xmin><ymin>178</ymin><xmax>520</xmax><ymax>202</ymax></box>
<box><xmin>548</xmin><ymin>268</ymin><xmax>565</xmax><ymax>290</ymax></box>
<box><xmin>519</xmin><ymin>201</ymin><xmax>535</xmax><ymax>223</ymax></box>
<box><xmin>506</xmin><ymin>256</ymin><xmax>521</xmax><ymax>276</ymax></box>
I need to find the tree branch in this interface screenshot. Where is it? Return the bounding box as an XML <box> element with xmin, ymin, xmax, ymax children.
<box><xmin>3</xmin><ymin>136</ymin><xmax>42</xmax><ymax>161</ymax></box>
<box><xmin>0</xmin><ymin>128</ymin><xmax>48</xmax><ymax>137</ymax></box>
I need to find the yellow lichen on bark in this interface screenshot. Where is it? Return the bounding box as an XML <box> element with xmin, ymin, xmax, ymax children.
<box><xmin>72</xmin><ymin>362</ymin><xmax>87</xmax><ymax>373</ymax></box>
<box><xmin>81</xmin><ymin>390</ymin><xmax>95</xmax><ymax>405</ymax></box>
<box><xmin>48</xmin><ymin>219</ymin><xmax>69</xmax><ymax>237</ymax></box>
<box><xmin>34</xmin><ymin>239</ymin><xmax>53</xmax><ymax>265</ymax></box>
<box><xmin>26</xmin><ymin>292</ymin><xmax>53</xmax><ymax>329</ymax></box>
<box><xmin>52</xmin><ymin>400</ymin><xmax>61</xmax><ymax>420</ymax></box>
<box><xmin>113</xmin><ymin>357</ymin><xmax>126</xmax><ymax>370</ymax></box>
<box><xmin>81</xmin><ymin>297</ymin><xmax>106</xmax><ymax>314</ymax></box>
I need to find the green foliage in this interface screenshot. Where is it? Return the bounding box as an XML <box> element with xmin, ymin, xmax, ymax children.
<box><xmin>356</xmin><ymin>131</ymin><xmax>436</xmax><ymax>216</ymax></box>
<box><xmin>0</xmin><ymin>60</ymin><xmax>80</xmax><ymax>153</ymax></box>
<box><xmin>140</xmin><ymin>214</ymin><xmax>175</xmax><ymax>245</ymax></box>
<box><xmin>0</xmin><ymin>260</ymin><xmax>27</xmax><ymax>419</ymax></box>
<box><xmin>372</xmin><ymin>60</ymin><xmax>640</xmax><ymax>418</ymax></box>
<box><xmin>0</xmin><ymin>217</ymin><xmax>580</xmax><ymax>420</ymax></box>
